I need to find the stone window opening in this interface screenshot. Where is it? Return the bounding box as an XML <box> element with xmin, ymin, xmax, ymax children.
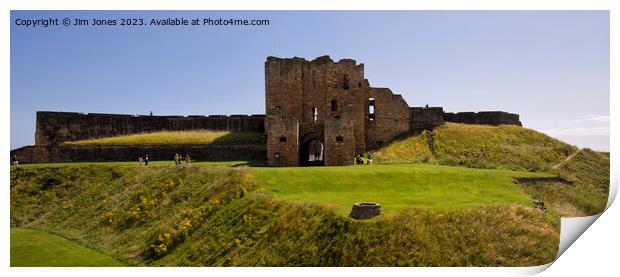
<box><xmin>358</xmin><ymin>82</ymin><xmax>362</xmax><ymax>88</ymax></box>
<box><xmin>330</xmin><ymin>100</ymin><xmax>338</xmax><ymax>112</ymax></box>
<box><xmin>279</xmin><ymin>136</ymin><xmax>287</xmax><ymax>143</ymax></box>
<box><xmin>343</xmin><ymin>74</ymin><xmax>350</xmax><ymax>90</ymax></box>
<box><xmin>275</xmin><ymin>106</ymin><xmax>281</xmax><ymax>112</ymax></box>
<box><xmin>336</xmin><ymin>135</ymin><xmax>344</xmax><ymax>142</ymax></box>
<box><xmin>312</xmin><ymin>107</ymin><xmax>318</xmax><ymax>123</ymax></box>
<box><xmin>274</xmin><ymin>152</ymin><xmax>281</xmax><ymax>167</ymax></box>
<box><xmin>368</xmin><ymin>97</ymin><xmax>375</xmax><ymax>121</ymax></box>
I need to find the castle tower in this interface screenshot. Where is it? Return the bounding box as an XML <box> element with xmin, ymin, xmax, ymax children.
<box><xmin>265</xmin><ymin>55</ymin><xmax>411</xmax><ymax>166</ymax></box>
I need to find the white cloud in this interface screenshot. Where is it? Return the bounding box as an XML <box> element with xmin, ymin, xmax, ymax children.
<box><xmin>544</xmin><ymin>126</ymin><xmax>610</xmax><ymax>136</ymax></box>
<box><xmin>573</xmin><ymin>114</ymin><xmax>610</xmax><ymax>124</ymax></box>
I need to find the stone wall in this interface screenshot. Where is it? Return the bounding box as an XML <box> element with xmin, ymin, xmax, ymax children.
<box><xmin>324</xmin><ymin>110</ymin><xmax>355</xmax><ymax>166</ymax></box>
<box><xmin>366</xmin><ymin>88</ymin><xmax>411</xmax><ymax>149</ymax></box>
<box><xmin>265</xmin><ymin>114</ymin><xmax>299</xmax><ymax>167</ymax></box>
<box><xmin>410</xmin><ymin>107</ymin><xmax>445</xmax><ymax>130</ymax></box>
<box><xmin>35</xmin><ymin>111</ymin><xmax>266</xmax><ymax>145</ymax></box>
<box><xmin>443</xmin><ymin>111</ymin><xmax>521</xmax><ymax>126</ymax></box>
<box><xmin>10</xmin><ymin>144</ymin><xmax>266</xmax><ymax>164</ymax></box>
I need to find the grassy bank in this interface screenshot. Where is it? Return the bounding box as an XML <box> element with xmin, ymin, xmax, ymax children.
<box><xmin>521</xmin><ymin>149</ymin><xmax>610</xmax><ymax>216</ymax></box>
<box><xmin>10</xmin><ymin>165</ymin><xmax>559</xmax><ymax>266</ymax></box>
<box><xmin>374</xmin><ymin>123</ymin><xmax>577</xmax><ymax>172</ymax></box>
<box><xmin>10</xmin><ymin>228</ymin><xmax>125</xmax><ymax>266</ymax></box>
<box><xmin>64</xmin><ymin>130</ymin><xmax>266</xmax><ymax>145</ymax></box>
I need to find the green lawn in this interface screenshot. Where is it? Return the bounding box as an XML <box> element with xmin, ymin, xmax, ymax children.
<box><xmin>14</xmin><ymin>160</ymin><xmax>267</xmax><ymax>168</ymax></box>
<box><xmin>10</xmin><ymin>228</ymin><xmax>125</xmax><ymax>267</ymax></box>
<box><xmin>253</xmin><ymin>163</ymin><xmax>550</xmax><ymax>216</ymax></box>
<box><xmin>64</xmin><ymin>130</ymin><xmax>265</xmax><ymax>145</ymax></box>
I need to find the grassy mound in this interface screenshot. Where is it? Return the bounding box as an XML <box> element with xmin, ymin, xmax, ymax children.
<box><xmin>11</xmin><ymin>228</ymin><xmax>125</xmax><ymax>266</ymax></box>
<box><xmin>375</xmin><ymin>123</ymin><xmax>577</xmax><ymax>172</ymax></box>
<box><xmin>10</xmin><ymin>165</ymin><xmax>559</xmax><ymax>266</ymax></box>
<box><xmin>64</xmin><ymin>130</ymin><xmax>266</xmax><ymax>145</ymax></box>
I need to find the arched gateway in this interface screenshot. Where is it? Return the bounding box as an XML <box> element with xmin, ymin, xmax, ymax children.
<box><xmin>300</xmin><ymin>132</ymin><xmax>324</xmax><ymax>166</ymax></box>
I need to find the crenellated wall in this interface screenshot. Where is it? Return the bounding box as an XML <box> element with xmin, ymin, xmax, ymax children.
<box><xmin>35</xmin><ymin>111</ymin><xmax>265</xmax><ymax>145</ymax></box>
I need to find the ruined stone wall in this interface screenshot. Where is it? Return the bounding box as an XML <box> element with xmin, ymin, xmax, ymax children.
<box><xmin>366</xmin><ymin>88</ymin><xmax>411</xmax><ymax>149</ymax></box>
<box><xmin>10</xmin><ymin>144</ymin><xmax>266</xmax><ymax>164</ymax></box>
<box><xmin>35</xmin><ymin>111</ymin><xmax>265</xmax><ymax>145</ymax></box>
<box><xmin>443</xmin><ymin>111</ymin><xmax>521</xmax><ymax>126</ymax></box>
<box><xmin>410</xmin><ymin>107</ymin><xmax>445</xmax><ymax>130</ymax></box>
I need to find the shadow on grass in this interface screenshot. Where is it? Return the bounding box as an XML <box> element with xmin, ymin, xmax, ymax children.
<box><xmin>231</xmin><ymin>160</ymin><xmax>269</xmax><ymax>167</ymax></box>
<box><xmin>210</xmin><ymin>131</ymin><xmax>266</xmax><ymax>144</ymax></box>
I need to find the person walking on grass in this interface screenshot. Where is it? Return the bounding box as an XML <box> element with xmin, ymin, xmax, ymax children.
<box><xmin>144</xmin><ymin>154</ymin><xmax>149</xmax><ymax>166</ymax></box>
<box><xmin>12</xmin><ymin>155</ymin><xmax>18</xmax><ymax>166</ymax></box>
<box><xmin>139</xmin><ymin>156</ymin><xmax>144</xmax><ymax>166</ymax></box>
<box><xmin>366</xmin><ymin>151</ymin><xmax>373</xmax><ymax>165</ymax></box>
<box><xmin>174</xmin><ymin>153</ymin><xmax>180</xmax><ymax>166</ymax></box>
<box><xmin>185</xmin><ymin>153</ymin><xmax>191</xmax><ymax>166</ymax></box>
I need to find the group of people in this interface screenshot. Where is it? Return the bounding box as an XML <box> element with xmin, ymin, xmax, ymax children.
<box><xmin>174</xmin><ymin>153</ymin><xmax>191</xmax><ymax>166</ymax></box>
<box><xmin>137</xmin><ymin>153</ymin><xmax>192</xmax><ymax>166</ymax></box>
<box><xmin>355</xmin><ymin>151</ymin><xmax>373</xmax><ymax>165</ymax></box>
<box><xmin>138</xmin><ymin>154</ymin><xmax>150</xmax><ymax>166</ymax></box>
<box><xmin>313</xmin><ymin>151</ymin><xmax>321</xmax><ymax>161</ymax></box>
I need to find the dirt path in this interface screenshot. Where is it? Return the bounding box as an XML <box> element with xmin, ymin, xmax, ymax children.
<box><xmin>552</xmin><ymin>149</ymin><xmax>581</xmax><ymax>169</ymax></box>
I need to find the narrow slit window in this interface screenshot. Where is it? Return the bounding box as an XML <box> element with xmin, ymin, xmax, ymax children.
<box><xmin>330</xmin><ymin>100</ymin><xmax>338</xmax><ymax>112</ymax></box>
<box><xmin>343</xmin><ymin>74</ymin><xmax>350</xmax><ymax>90</ymax></box>
<box><xmin>336</xmin><ymin>136</ymin><xmax>344</xmax><ymax>142</ymax></box>
<box><xmin>312</xmin><ymin>107</ymin><xmax>318</xmax><ymax>123</ymax></box>
<box><xmin>368</xmin><ymin>97</ymin><xmax>375</xmax><ymax>121</ymax></box>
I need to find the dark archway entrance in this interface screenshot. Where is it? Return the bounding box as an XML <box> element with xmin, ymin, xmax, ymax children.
<box><xmin>300</xmin><ymin>132</ymin><xmax>324</xmax><ymax>166</ymax></box>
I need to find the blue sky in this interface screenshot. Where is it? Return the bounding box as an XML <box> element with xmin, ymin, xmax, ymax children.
<box><xmin>10</xmin><ymin>10</ymin><xmax>609</xmax><ymax>150</ymax></box>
